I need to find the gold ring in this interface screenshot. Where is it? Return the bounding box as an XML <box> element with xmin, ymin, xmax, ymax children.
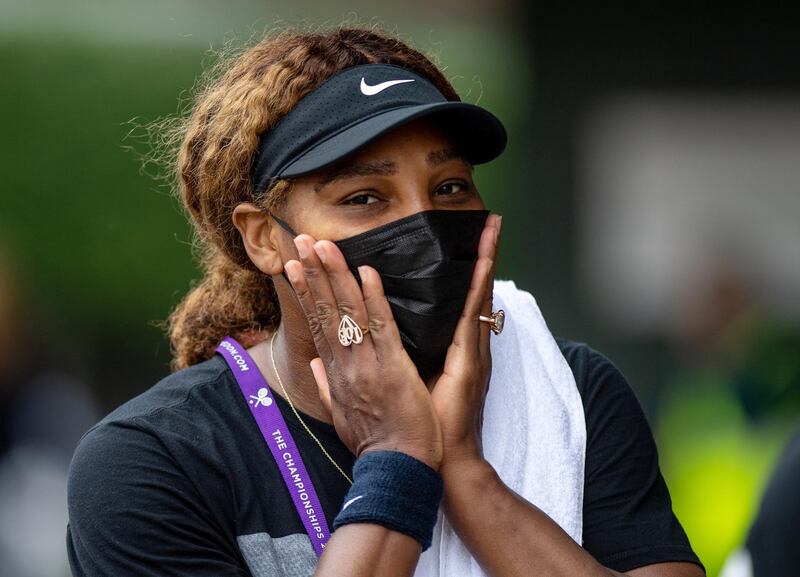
<box><xmin>478</xmin><ymin>309</ymin><xmax>505</xmax><ymax>335</ymax></box>
<box><xmin>338</xmin><ymin>314</ymin><xmax>368</xmax><ymax>346</ymax></box>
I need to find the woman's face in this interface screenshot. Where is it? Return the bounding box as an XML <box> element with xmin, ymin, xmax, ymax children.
<box><xmin>276</xmin><ymin>117</ymin><xmax>485</xmax><ymax>242</ymax></box>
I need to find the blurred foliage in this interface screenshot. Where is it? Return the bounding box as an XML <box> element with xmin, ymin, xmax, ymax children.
<box><xmin>657</xmin><ymin>314</ymin><xmax>800</xmax><ymax>577</ymax></box>
<box><xmin>730</xmin><ymin>320</ymin><xmax>800</xmax><ymax>422</ymax></box>
<box><xmin>0</xmin><ymin>37</ymin><xmax>202</xmax><ymax>332</ymax></box>
<box><xmin>658</xmin><ymin>383</ymin><xmax>791</xmax><ymax>576</ymax></box>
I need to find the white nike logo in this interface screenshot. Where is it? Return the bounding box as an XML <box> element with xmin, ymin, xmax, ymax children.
<box><xmin>342</xmin><ymin>495</ymin><xmax>364</xmax><ymax>511</ymax></box>
<box><xmin>360</xmin><ymin>77</ymin><xmax>415</xmax><ymax>96</ymax></box>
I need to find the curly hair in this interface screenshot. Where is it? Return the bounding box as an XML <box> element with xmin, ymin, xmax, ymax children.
<box><xmin>165</xmin><ymin>26</ymin><xmax>461</xmax><ymax>370</ymax></box>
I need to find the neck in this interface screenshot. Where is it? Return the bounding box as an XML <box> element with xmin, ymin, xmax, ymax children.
<box><xmin>248</xmin><ymin>287</ymin><xmax>333</xmax><ymax>426</ymax></box>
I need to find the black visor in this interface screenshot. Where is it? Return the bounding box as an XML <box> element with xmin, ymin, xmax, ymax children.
<box><xmin>251</xmin><ymin>63</ymin><xmax>507</xmax><ymax>194</ymax></box>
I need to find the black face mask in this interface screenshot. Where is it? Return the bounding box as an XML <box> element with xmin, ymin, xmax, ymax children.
<box><xmin>272</xmin><ymin>209</ymin><xmax>489</xmax><ymax>380</ymax></box>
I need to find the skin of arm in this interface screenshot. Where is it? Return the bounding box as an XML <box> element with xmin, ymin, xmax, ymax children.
<box><xmin>314</xmin><ymin>524</ymin><xmax>423</xmax><ymax>576</ymax></box>
<box><xmin>440</xmin><ymin>455</ymin><xmax>705</xmax><ymax>577</ymax></box>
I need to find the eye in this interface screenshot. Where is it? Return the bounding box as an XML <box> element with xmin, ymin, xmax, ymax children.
<box><xmin>342</xmin><ymin>193</ymin><xmax>380</xmax><ymax>205</ymax></box>
<box><xmin>435</xmin><ymin>180</ymin><xmax>471</xmax><ymax>196</ymax></box>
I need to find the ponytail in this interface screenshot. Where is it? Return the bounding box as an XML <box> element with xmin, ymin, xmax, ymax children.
<box><xmin>167</xmin><ymin>247</ymin><xmax>279</xmax><ymax>370</ymax></box>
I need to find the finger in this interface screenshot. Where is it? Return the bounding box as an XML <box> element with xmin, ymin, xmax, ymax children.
<box><xmin>453</xmin><ymin>214</ymin><xmax>499</xmax><ymax>355</ymax></box>
<box><xmin>294</xmin><ymin>235</ymin><xmax>343</xmax><ymax>355</ymax></box>
<box><xmin>478</xmin><ymin>215</ymin><xmax>501</xmax><ymax>353</ymax></box>
<box><xmin>479</xmin><ymin>262</ymin><xmax>494</xmax><ymax>357</ymax></box>
<box><xmin>477</xmin><ymin>214</ymin><xmax>501</xmax><ymax>261</ymax></box>
<box><xmin>313</xmin><ymin>240</ymin><xmax>374</xmax><ymax>358</ymax></box>
<box><xmin>358</xmin><ymin>265</ymin><xmax>407</xmax><ymax>363</ymax></box>
<box><xmin>284</xmin><ymin>258</ymin><xmax>333</xmax><ymax>363</ymax></box>
<box><xmin>310</xmin><ymin>357</ymin><xmax>333</xmax><ymax>415</ymax></box>
<box><xmin>451</xmin><ymin>255</ymin><xmax>493</xmax><ymax>355</ymax></box>
<box><xmin>486</xmin><ymin>214</ymin><xmax>501</xmax><ymax>286</ymax></box>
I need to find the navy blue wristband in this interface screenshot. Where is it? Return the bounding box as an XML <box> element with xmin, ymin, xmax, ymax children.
<box><xmin>332</xmin><ymin>451</ymin><xmax>444</xmax><ymax>550</ymax></box>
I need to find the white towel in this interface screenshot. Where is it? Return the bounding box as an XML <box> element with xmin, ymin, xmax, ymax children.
<box><xmin>414</xmin><ymin>280</ymin><xmax>587</xmax><ymax>577</ymax></box>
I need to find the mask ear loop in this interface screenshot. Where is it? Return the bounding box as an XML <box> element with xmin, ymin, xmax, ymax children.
<box><xmin>260</xmin><ymin>210</ymin><xmax>299</xmax><ymax>286</ymax></box>
<box><xmin>263</xmin><ymin>209</ymin><xmax>363</xmax><ymax>289</ymax></box>
<box><xmin>265</xmin><ymin>211</ymin><xmax>299</xmax><ymax>237</ymax></box>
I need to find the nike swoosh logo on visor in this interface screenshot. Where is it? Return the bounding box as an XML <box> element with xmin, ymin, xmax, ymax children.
<box><xmin>360</xmin><ymin>77</ymin><xmax>415</xmax><ymax>96</ymax></box>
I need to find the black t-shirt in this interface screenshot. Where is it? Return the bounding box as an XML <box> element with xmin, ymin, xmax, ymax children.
<box><xmin>66</xmin><ymin>339</ymin><xmax>703</xmax><ymax>576</ymax></box>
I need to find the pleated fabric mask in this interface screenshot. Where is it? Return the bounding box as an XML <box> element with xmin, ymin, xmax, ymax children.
<box><xmin>272</xmin><ymin>209</ymin><xmax>489</xmax><ymax>380</ymax></box>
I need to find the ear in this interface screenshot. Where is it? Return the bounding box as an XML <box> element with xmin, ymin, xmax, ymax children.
<box><xmin>231</xmin><ymin>203</ymin><xmax>285</xmax><ymax>276</ymax></box>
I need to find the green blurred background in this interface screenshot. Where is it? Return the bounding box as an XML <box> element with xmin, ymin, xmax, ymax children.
<box><xmin>2</xmin><ymin>2</ymin><xmax>799</xmax><ymax>576</ymax></box>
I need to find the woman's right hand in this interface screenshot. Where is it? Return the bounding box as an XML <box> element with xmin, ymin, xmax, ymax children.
<box><xmin>284</xmin><ymin>234</ymin><xmax>443</xmax><ymax>471</ymax></box>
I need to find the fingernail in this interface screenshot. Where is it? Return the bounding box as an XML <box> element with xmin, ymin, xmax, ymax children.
<box><xmin>284</xmin><ymin>260</ymin><xmax>299</xmax><ymax>283</ymax></box>
<box><xmin>357</xmin><ymin>265</ymin><xmax>369</xmax><ymax>282</ymax></box>
<box><xmin>294</xmin><ymin>236</ymin><xmax>310</xmax><ymax>259</ymax></box>
<box><xmin>497</xmin><ymin>214</ymin><xmax>503</xmax><ymax>230</ymax></box>
<box><xmin>314</xmin><ymin>241</ymin><xmax>327</xmax><ymax>264</ymax></box>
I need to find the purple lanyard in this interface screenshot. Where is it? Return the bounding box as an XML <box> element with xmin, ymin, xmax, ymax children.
<box><xmin>215</xmin><ymin>337</ymin><xmax>331</xmax><ymax>557</ymax></box>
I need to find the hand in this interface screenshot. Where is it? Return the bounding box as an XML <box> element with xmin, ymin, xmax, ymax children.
<box><xmin>429</xmin><ymin>214</ymin><xmax>501</xmax><ymax>467</ymax></box>
<box><xmin>285</xmin><ymin>235</ymin><xmax>443</xmax><ymax>471</ymax></box>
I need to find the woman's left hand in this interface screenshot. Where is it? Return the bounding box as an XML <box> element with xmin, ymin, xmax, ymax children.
<box><xmin>429</xmin><ymin>213</ymin><xmax>502</xmax><ymax>468</ymax></box>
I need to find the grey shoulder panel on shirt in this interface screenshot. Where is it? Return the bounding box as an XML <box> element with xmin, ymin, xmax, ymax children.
<box><xmin>237</xmin><ymin>532</ymin><xmax>317</xmax><ymax>577</ymax></box>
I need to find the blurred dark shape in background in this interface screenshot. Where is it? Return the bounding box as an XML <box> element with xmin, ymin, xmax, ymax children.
<box><xmin>1</xmin><ymin>1</ymin><xmax>799</xmax><ymax>575</ymax></box>
<box><xmin>744</xmin><ymin>429</ymin><xmax>800</xmax><ymax>575</ymax></box>
<box><xmin>719</xmin><ymin>429</ymin><xmax>800</xmax><ymax>577</ymax></box>
<box><xmin>0</xmin><ymin>245</ymin><xmax>98</xmax><ymax>577</ymax></box>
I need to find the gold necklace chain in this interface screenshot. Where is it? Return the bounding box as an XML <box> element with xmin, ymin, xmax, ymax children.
<box><xmin>269</xmin><ymin>332</ymin><xmax>353</xmax><ymax>485</ymax></box>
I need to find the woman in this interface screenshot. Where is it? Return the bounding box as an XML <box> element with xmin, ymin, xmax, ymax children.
<box><xmin>67</xmin><ymin>27</ymin><xmax>704</xmax><ymax>577</ymax></box>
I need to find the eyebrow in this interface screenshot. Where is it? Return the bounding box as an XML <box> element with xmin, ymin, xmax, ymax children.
<box><xmin>426</xmin><ymin>147</ymin><xmax>466</xmax><ymax>167</ymax></box>
<box><xmin>314</xmin><ymin>160</ymin><xmax>396</xmax><ymax>192</ymax></box>
<box><xmin>312</xmin><ymin>148</ymin><xmax>470</xmax><ymax>193</ymax></box>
